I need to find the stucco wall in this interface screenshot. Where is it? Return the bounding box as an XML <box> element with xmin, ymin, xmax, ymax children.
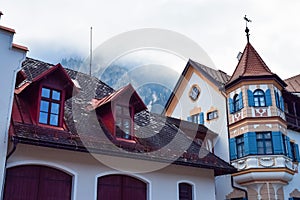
<box><xmin>7</xmin><ymin>144</ymin><xmax>216</xmax><ymax>200</ymax></box>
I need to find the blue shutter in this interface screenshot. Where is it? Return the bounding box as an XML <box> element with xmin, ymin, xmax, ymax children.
<box><xmin>187</xmin><ymin>116</ymin><xmax>192</xmax><ymax>122</ymax></box>
<box><xmin>229</xmin><ymin>138</ymin><xmax>237</xmax><ymax>160</ymax></box>
<box><xmin>244</xmin><ymin>132</ymin><xmax>257</xmax><ymax>155</ymax></box>
<box><xmin>199</xmin><ymin>112</ymin><xmax>204</xmax><ymax>124</ymax></box>
<box><xmin>293</xmin><ymin>143</ymin><xmax>300</xmax><ymax>162</ymax></box>
<box><xmin>274</xmin><ymin>90</ymin><xmax>279</xmax><ymax>108</ymax></box>
<box><xmin>280</xmin><ymin>96</ymin><xmax>285</xmax><ymax>111</ymax></box>
<box><xmin>238</xmin><ymin>92</ymin><xmax>244</xmax><ymax>110</ymax></box>
<box><xmin>265</xmin><ymin>89</ymin><xmax>272</xmax><ymax>106</ymax></box>
<box><xmin>247</xmin><ymin>90</ymin><xmax>254</xmax><ymax>107</ymax></box>
<box><xmin>272</xmin><ymin>132</ymin><xmax>284</xmax><ymax>154</ymax></box>
<box><xmin>229</xmin><ymin>98</ymin><xmax>234</xmax><ymax>114</ymax></box>
<box><xmin>285</xmin><ymin>136</ymin><xmax>293</xmax><ymax>158</ymax></box>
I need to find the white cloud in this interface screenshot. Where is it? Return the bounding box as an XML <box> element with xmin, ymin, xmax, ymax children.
<box><xmin>2</xmin><ymin>0</ymin><xmax>300</xmax><ymax>78</ymax></box>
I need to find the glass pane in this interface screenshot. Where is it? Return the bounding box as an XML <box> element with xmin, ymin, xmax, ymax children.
<box><xmin>40</xmin><ymin>100</ymin><xmax>49</xmax><ymax>112</ymax></box>
<box><xmin>265</xmin><ymin>132</ymin><xmax>271</xmax><ymax>139</ymax></box>
<box><xmin>50</xmin><ymin>114</ymin><xmax>59</xmax><ymax>126</ymax></box>
<box><xmin>41</xmin><ymin>88</ymin><xmax>50</xmax><ymax>98</ymax></box>
<box><xmin>52</xmin><ymin>90</ymin><xmax>61</xmax><ymax>100</ymax></box>
<box><xmin>257</xmin><ymin>133</ymin><xmax>263</xmax><ymax>139</ymax></box>
<box><xmin>39</xmin><ymin>112</ymin><xmax>48</xmax><ymax>124</ymax></box>
<box><xmin>51</xmin><ymin>103</ymin><xmax>60</xmax><ymax>114</ymax></box>
<box><xmin>116</xmin><ymin>105</ymin><xmax>122</xmax><ymax>115</ymax></box>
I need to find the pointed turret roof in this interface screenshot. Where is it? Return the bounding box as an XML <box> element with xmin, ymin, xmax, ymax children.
<box><xmin>225</xmin><ymin>42</ymin><xmax>287</xmax><ymax>89</ymax></box>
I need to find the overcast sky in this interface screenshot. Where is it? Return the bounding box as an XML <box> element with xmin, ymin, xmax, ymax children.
<box><xmin>2</xmin><ymin>0</ymin><xmax>300</xmax><ymax>79</ymax></box>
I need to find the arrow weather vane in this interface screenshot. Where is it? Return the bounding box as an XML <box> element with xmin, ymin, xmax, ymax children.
<box><xmin>244</xmin><ymin>15</ymin><xmax>252</xmax><ymax>43</ymax></box>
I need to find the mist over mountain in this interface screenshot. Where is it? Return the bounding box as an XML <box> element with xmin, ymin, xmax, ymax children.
<box><xmin>61</xmin><ymin>56</ymin><xmax>182</xmax><ymax>114</ymax></box>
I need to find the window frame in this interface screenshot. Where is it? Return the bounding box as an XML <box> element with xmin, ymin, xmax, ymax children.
<box><xmin>253</xmin><ymin>89</ymin><xmax>266</xmax><ymax>107</ymax></box>
<box><xmin>236</xmin><ymin>135</ymin><xmax>245</xmax><ymax>158</ymax></box>
<box><xmin>207</xmin><ymin>110</ymin><xmax>218</xmax><ymax>121</ymax></box>
<box><xmin>38</xmin><ymin>86</ymin><xmax>63</xmax><ymax>127</ymax></box>
<box><xmin>256</xmin><ymin>132</ymin><xmax>273</xmax><ymax>155</ymax></box>
<box><xmin>178</xmin><ymin>182</ymin><xmax>193</xmax><ymax>200</ymax></box>
<box><xmin>114</xmin><ymin>104</ymin><xmax>134</xmax><ymax>140</ymax></box>
<box><xmin>233</xmin><ymin>94</ymin><xmax>240</xmax><ymax>113</ymax></box>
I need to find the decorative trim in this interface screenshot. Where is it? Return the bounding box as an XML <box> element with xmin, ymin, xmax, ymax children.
<box><xmin>232</xmin><ymin>167</ymin><xmax>295</xmax><ymax>176</ymax></box>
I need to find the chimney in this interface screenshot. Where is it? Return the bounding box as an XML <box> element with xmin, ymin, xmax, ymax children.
<box><xmin>237</xmin><ymin>52</ymin><xmax>242</xmax><ymax>61</ymax></box>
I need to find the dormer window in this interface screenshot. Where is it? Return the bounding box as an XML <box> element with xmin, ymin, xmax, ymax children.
<box><xmin>115</xmin><ymin>104</ymin><xmax>133</xmax><ymax>140</ymax></box>
<box><xmin>38</xmin><ymin>87</ymin><xmax>62</xmax><ymax>126</ymax></box>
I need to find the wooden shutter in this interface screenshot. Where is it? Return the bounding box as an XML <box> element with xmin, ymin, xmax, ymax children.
<box><xmin>229</xmin><ymin>98</ymin><xmax>234</xmax><ymax>114</ymax></box>
<box><xmin>229</xmin><ymin>138</ymin><xmax>237</xmax><ymax>160</ymax></box>
<box><xmin>284</xmin><ymin>136</ymin><xmax>293</xmax><ymax>158</ymax></box>
<box><xmin>244</xmin><ymin>132</ymin><xmax>257</xmax><ymax>155</ymax></box>
<box><xmin>272</xmin><ymin>132</ymin><xmax>284</xmax><ymax>154</ymax></box>
<box><xmin>280</xmin><ymin>96</ymin><xmax>285</xmax><ymax>111</ymax></box>
<box><xmin>247</xmin><ymin>90</ymin><xmax>254</xmax><ymax>107</ymax></box>
<box><xmin>293</xmin><ymin>143</ymin><xmax>300</xmax><ymax>162</ymax></box>
<box><xmin>4</xmin><ymin>165</ymin><xmax>72</xmax><ymax>200</ymax></box>
<box><xmin>199</xmin><ymin>112</ymin><xmax>204</xmax><ymax>124</ymax></box>
<box><xmin>97</xmin><ymin>175</ymin><xmax>146</xmax><ymax>200</ymax></box>
<box><xmin>265</xmin><ymin>89</ymin><xmax>272</xmax><ymax>106</ymax></box>
<box><xmin>238</xmin><ymin>92</ymin><xmax>244</xmax><ymax>110</ymax></box>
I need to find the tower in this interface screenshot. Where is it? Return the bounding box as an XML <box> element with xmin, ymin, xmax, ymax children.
<box><xmin>225</xmin><ymin>22</ymin><xmax>300</xmax><ymax>200</ymax></box>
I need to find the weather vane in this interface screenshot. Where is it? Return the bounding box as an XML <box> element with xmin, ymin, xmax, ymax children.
<box><xmin>244</xmin><ymin>15</ymin><xmax>252</xmax><ymax>43</ymax></box>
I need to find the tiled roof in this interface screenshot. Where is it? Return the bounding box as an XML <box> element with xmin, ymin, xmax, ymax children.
<box><xmin>10</xmin><ymin>57</ymin><xmax>236</xmax><ymax>176</ymax></box>
<box><xmin>225</xmin><ymin>43</ymin><xmax>287</xmax><ymax>88</ymax></box>
<box><xmin>226</xmin><ymin>43</ymin><xmax>273</xmax><ymax>84</ymax></box>
<box><xmin>285</xmin><ymin>74</ymin><xmax>300</xmax><ymax>93</ymax></box>
<box><xmin>189</xmin><ymin>59</ymin><xmax>231</xmax><ymax>85</ymax></box>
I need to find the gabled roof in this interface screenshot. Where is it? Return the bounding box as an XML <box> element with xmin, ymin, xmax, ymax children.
<box><xmin>88</xmin><ymin>84</ymin><xmax>147</xmax><ymax>113</ymax></box>
<box><xmin>163</xmin><ymin>59</ymin><xmax>230</xmax><ymax>115</ymax></box>
<box><xmin>226</xmin><ymin>43</ymin><xmax>287</xmax><ymax>89</ymax></box>
<box><xmin>285</xmin><ymin>74</ymin><xmax>300</xmax><ymax>93</ymax></box>
<box><xmin>10</xmin><ymin>57</ymin><xmax>236</xmax><ymax>176</ymax></box>
<box><xmin>16</xmin><ymin>58</ymin><xmax>78</xmax><ymax>98</ymax></box>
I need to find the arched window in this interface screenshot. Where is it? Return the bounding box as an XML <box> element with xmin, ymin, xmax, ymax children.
<box><xmin>179</xmin><ymin>182</ymin><xmax>193</xmax><ymax>200</ymax></box>
<box><xmin>253</xmin><ymin>89</ymin><xmax>266</xmax><ymax>107</ymax></box>
<box><xmin>233</xmin><ymin>94</ymin><xmax>240</xmax><ymax>112</ymax></box>
<box><xmin>4</xmin><ymin>165</ymin><xmax>72</xmax><ymax>200</ymax></box>
<box><xmin>97</xmin><ymin>174</ymin><xmax>147</xmax><ymax>200</ymax></box>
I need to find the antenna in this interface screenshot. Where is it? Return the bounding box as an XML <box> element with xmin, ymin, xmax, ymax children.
<box><xmin>89</xmin><ymin>26</ymin><xmax>93</xmax><ymax>76</ymax></box>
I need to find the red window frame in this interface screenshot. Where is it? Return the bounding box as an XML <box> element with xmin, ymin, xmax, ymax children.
<box><xmin>38</xmin><ymin>86</ymin><xmax>64</xmax><ymax>127</ymax></box>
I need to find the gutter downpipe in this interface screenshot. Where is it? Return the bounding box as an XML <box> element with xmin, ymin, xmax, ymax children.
<box><xmin>223</xmin><ymin>89</ymin><xmax>248</xmax><ymax>200</ymax></box>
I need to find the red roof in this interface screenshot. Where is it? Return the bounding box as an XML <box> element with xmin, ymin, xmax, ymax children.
<box><xmin>285</xmin><ymin>74</ymin><xmax>300</xmax><ymax>93</ymax></box>
<box><xmin>227</xmin><ymin>43</ymin><xmax>273</xmax><ymax>85</ymax></box>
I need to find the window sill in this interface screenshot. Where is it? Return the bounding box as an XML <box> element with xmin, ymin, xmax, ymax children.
<box><xmin>115</xmin><ymin>137</ymin><xmax>136</xmax><ymax>144</ymax></box>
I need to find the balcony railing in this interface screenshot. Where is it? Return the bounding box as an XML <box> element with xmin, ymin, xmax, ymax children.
<box><xmin>285</xmin><ymin>112</ymin><xmax>300</xmax><ymax>131</ymax></box>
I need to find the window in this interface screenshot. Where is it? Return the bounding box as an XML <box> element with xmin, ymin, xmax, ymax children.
<box><xmin>257</xmin><ymin>132</ymin><xmax>273</xmax><ymax>155</ymax></box>
<box><xmin>236</xmin><ymin>135</ymin><xmax>245</xmax><ymax>158</ymax></box>
<box><xmin>253</xmin><ymin>89</ymin><xmax>266</xmax><ymax>107</ymax></box>
<box><xmin>115</xmin><ymin>104</ymin><xmax>133</xmax><ymax>140</ymax></box>
<box><xmin>189</xmin><ymin>85</ymin><xmax>200</xmax><ymax>101</ymax></box>
<box><xmin>39</xmin><ymin>87</ymin><xmax>62</xmax><ymax>126</ymax></box>
<box><xmin>229</xmin><ymin>92</ymin><xmax>243</xmax><ymax>114</ymax></box>
<box><xmin>233</xmin><ymin>94</ymin><xmax>240</xmax><ymax>113</ymax></box>
<box><xmin>187</xmin><ymin>112</ymin><xmax>204</xmax><ymax>124</ymax></box>
<box><xmin>97</xmin><ymin>175</ymin><xmax>146</xmax><ymax>200</ymax></box>
<box><xmin>179</xmin><ymin>183</ymin><xmax>193</xmax><ymax>200</ymax></box>
<box><xmin>207</xmin><ymin>110</ymin><xmax>218</xmax><ymax>120</ymax></box>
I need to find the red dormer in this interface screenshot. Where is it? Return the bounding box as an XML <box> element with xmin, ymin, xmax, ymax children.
<box><xmin>14</xmin><ymin>63</ymin><xmax>77</xmax><ymax>129</ymax></box>
<box><xmin>88</xmin><ymin>84</ymin><xmax>147</xmax><ymax>141</ymax></box>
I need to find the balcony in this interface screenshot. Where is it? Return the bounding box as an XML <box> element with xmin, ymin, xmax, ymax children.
<box><xmin>285</xmin><ymin>113</ymin><xmax>300</xmax><ymax>131</ymax></box>
<box><xmin>231</xmin><ymin>155</ymin><xmax>298</xmax><ymax>184</ymax></box>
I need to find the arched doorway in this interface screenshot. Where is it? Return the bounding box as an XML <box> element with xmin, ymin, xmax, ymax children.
<box><xmin>97</xmin><ymin>174</ymin><xmax>147</xmax><ymax>200</ymax></box>
<box><xmin>4</xmin><ymin>165</ymin><xmax>72</xmax><ymax>200</ymax></box>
